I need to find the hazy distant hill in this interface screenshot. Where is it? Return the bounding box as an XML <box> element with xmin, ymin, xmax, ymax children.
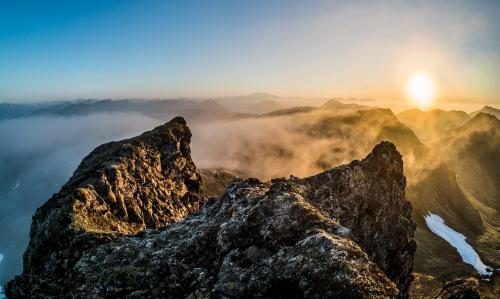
<box><xmin>469</xmin><ymin>105</ymin><xmax>500</xmax><ymax>119</ymax></box>
<box><xmin>305</xmin><ymin>108</ymin><xmax>423</xmax><ymax>159</ymax></box>
<box><xmin>262</xmin><ymin>106</ymin><xmax>316</xmax><ymax>117</ymax></box>
<box><xmin>262</xmin><ymin>98</ymin><xmax>372</xmax><ymax>117</ymax></box>
<box><xmin>214</xmin><ymin>93</ymin><xmax>328</xmax><ymax>113</ymax></box>
<box><xmin>320</xmin><ymin>98</ymin><xmax>371</xmax><ymax>111</ymax></box>
<box><xmin>247</xmin><ymin>100</ymin><xmax>287</xmax><ymax>113</ymax></box>
<box><xmin>0</xmin><ymin>98</ymin><xmax>253</xmax><ymax>123</ymax></box>
<box><xmin>397</xmin><ymin>109</ymin><xmax>470</xmax><ymax>142</ymax></box>
<box><xmin>215</xmin><ymin>92</ymin><xmax>280</xmax><ymax>103</ymax></box>
<box><xmin>1</xmin><ymin>95</ymin><xmax>377</xmax><ymax>121</ymax></box>
<box><xmin>28</xmin><ymin>99</ymin><xmax>244</xmax><ymax>123</ymax></box>
<box><xmin>223</xmin><ymin>99</ymin><xmax>289</xmax><ymax>114</ymax></box>
<box><xmin>441</xmin><ymin>113</ymin><xmax>500</xmax><ymax>209</ymax></box>
<box><xmin>1</xmin><ymin>94</ymin><xmax>322</xmax><ymax>121</ymax></box>
<box><xmin>0</xmin><ymin>102</ymin><xmax>60</xmax><ymax>120</ymax></box>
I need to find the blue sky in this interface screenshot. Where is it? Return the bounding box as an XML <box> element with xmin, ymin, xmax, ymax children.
<box><xmin>1</xmin><ymin>0</ymin><xmax>499</xmax><ymax>103</ymax></box>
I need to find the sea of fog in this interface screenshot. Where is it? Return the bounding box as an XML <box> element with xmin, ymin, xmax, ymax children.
<box><xmin>1</xmin><ymin>111</ymin><xmax>496</xmax><ymax>291</ymax></box>
<box><xmin>424</xmin><ymin>212</ymin><xmax>493</xmax><ymax>276</ymax></box>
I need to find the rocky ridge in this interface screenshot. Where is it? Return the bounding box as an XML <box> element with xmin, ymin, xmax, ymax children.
<box><xmin>8</xmin><ymin>117</ymin><xmax>415</xmax><ymax>298</ymax></box>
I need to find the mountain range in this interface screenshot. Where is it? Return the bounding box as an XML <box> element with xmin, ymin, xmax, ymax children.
<box><xmin>0</xmin><ymin>95</ymin><xmax>498</xmax><ymax>298</ymax></box>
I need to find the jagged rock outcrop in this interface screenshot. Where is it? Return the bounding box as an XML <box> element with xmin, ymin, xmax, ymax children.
<box><xmin>437</xmin><ymin>277</ymin><xmax>480</xmax><ymax>299</ymax></box>
<box><xmin>7</xmin><ymin>117</ymin><xmax>415</xmax><ymax>299</ymax></box>
<box><xmin>7</xmin><ymin>117</ymin><xmax>204</xmax><ymax>297</ymax></box>
<box><xmin>304</xmin><ymin>142</ymin><xmax>416</xmax><ymax>296</ymax></box>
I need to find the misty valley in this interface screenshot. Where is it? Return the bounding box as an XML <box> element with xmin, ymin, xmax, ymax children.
<box><xmin>0</xmin><ymin>95</ymin><xmax>498</xmax><ymax>298</ymax></box>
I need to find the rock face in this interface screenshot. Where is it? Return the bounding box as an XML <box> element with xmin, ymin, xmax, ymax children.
<box><xmin>7</xmin><ymin>117</ymin><xmax>204</xmax><ymax>297</ymax></box>
<box><xmin>7</xmin><ymin>118</ymin><xmax>415</xmax><ymax>299</ymax></box>
<box><xmin>304</xmin><ymin>142</ymin><xmax>415</xmax><ymax>296</ymax></box>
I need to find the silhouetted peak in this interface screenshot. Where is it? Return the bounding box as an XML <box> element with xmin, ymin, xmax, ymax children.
<box><xmin>463</xmin><ymin>112</ymin><xmax>499</xmax><ymax>129</ymax></box>
<box><xmin>363</xmin><ymin>141</ymin><xmax>404</xmax><ymax>175</ymax></box>
<box><xmin>168</xmin><ymin>116</ymin><xmax>187</xmax><ymax>126</ymax></box>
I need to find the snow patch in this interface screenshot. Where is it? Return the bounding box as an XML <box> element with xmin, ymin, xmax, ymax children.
<box><xmin>424</xmin><ymin>212</ymin><xmax>493</xmax><ymax>276</ymax></box>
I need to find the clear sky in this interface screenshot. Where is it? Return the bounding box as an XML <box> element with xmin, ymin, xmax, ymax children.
<box><xmin>1</xmin><ymin>0</ymin><xmax>499</xmax><ymax>104</ymax></box>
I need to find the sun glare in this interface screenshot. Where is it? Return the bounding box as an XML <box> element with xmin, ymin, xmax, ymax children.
<box><xmin>407</xmin><ymin>72</ymin><xmax>436</xmax><ymax>109</ymax></box>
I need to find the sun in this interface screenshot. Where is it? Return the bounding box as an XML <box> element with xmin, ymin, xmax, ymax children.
<box><xmin>407</xmin><ymin>72</ymin><xmax>436</xmax><ymax>109</ymax></box>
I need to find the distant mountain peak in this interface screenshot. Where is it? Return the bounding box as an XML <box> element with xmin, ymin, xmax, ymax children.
<box><xmin>248</xmin><ymin>92</ymin><xmax>279</xmax><ymax>98</ymax></box>
<box><xmin>320</xmin><ymin>98</ymin><xmax>371</xmax><ymax>111</ymax></box>
<box><xmin>466</xmin><ymin>112</ymin><xmax>499</xmax><ymax>126</ymax></box>
<box><xmin>469</xmin><ymin>105</ymin><xmax>500</xmax><ymax>119</ymax></box>
<box><xmin>320</xmin><ymin>98</ymin><xmax>343</xmax><ymax>107</ymax></box>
